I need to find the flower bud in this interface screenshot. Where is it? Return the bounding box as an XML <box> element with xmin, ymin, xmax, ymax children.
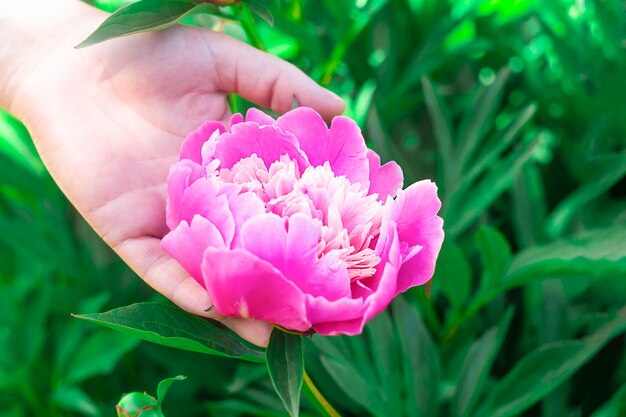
<box><xmin>116</xmin><ymin>392</ymin><xmax>159</xmax><ymax>417</ymax></box>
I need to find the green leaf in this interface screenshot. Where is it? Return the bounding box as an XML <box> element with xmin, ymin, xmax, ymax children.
<box><xmin>156</xmin><ymin>375</ymin><xmax>186</xmax><ymax>411</ymax></box>
<box><xmin>266</xmin><ymin>328</ymin><xmax>303</xmax><ymax>417</ymax></box>
<box><xmin>319</xmin><ymin>354</ymin><xmax>386</xmax><ymax>417</ymax></box>
<box><xmin>476</xmin><ymin>307</ymin><xmax>626</xmax><ymax>417</ymax></box>
<box><xmin>546</xmin><ymin>152</ymin><xmax>626</xmax><ymax>238</ymax></box>
<box><xmin>433</xmin><ymin>240</ymin><xmax>472</xmax><ymax>313</ymax></box>
<box><xmin>452</xmin><ymin>309</ymin><xmax>513</xmax><ymax>417</ymax></box>
<box><xmin>52</xmin><ymin>386</ymin><xmax>100</xmax><ymax>417</ymax></box>
<box><xmin>245</xmin><ymin>0</ymin><xmax>275</xmax><ymax>26</ymax></box>
<box><xmin>393</xmin><ymin>297</ymin><xmax>441</xmax><ymax>417</ymax></box>
<box><xmin>509</xmin><ymin>222</ymin><xmax>626</xmax><ymax>277</ymax></box>
<box><xmin>447</xmin><ymin>132</ymin><xmax>543</xmax><ymax>237</ymax></box>
<box><xmin>72</xmin><ymin>302</ymin><xmax>264</xmax><ymax>362</ymax></box>
<box><xmin>421</xmin><ymin>76</ymin><xmax>454</xmax><ymax>162</ymax></box>
<box><xmin>64</xmin><ymin>331</ymin><xmax>139</xmax><ymax>384</ymax></box>
<box><xmin>462</xmin><ymin>103</ymin><xmax>537</xmax><ymax>187</ymax></box>
<box><xmin>457</xmin><ymin>67</ymin><xmax>510</xmax><ymax>171</ymax></box>
<box><xmin>76</xmin><ymin>0</ymin><xmax>203</xmax><ymax>48</ymax></box>
<box><xmin>475</xmin><ymin>226</ymin><xmax>512</xmax><ymax>294</ymax></box>
<box><xmin>590</xmin><ymin>383</ymin><xmax>626</xmax><ymax>417</ymax></box>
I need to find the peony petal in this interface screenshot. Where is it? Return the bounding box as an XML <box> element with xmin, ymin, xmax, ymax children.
<box><xmin>393</xmin><ymin>181</ymin><xmax>445</xmax><ymax>292</ymax></box>
<box><xmin>161</xmin><ymin>215</ymin><xmax>226</xmax><ymax>286</ymax></box>
<box><xmin>367</xmin><ymin>149</ymin><xmax>403</xmax><ymax>200</ymax></box>
<box><xmin>165</xmin><ymin>160</ymin><xmax>204</xmax><ymax>230</ymax></box>
<box><xmin>177</xmin><ymin>177</ymin><xmax>238</xmax><ymax>246</ymax></box>
<box><xmin>246</xmin><ymin>107</ymin><xmax>276</xmax><ymax>126</ymax></box>
<box><xmin>306</xmin><ymin>295</ymin><xmax>366</xmax><ymax>336</ymax></box>
<box><xmin>215</xmin><ymin>122</ymin><xmax>309</xmax><ymax>172</ymax></box>
<box><xmin>229</xmin><ymin>113</ymin><xmax>244</xmax><ymax>126</ymax></box>
<box><xmin>275</xmin><ymin>107</ymin><xmax>330</xmax><ymax>167</ymax></box>
<box><xmin>180</xmin><ymin>121</ymin><xmax>225</xmax><ymax>163</ymax></box>
<box><xmin>202</xmin><ymin>248</ymin><xmax>311</xmax><ymax>331</ymax></box>
<box><xmin>226</xmin><ymin>192</ymin><xmax>266</xmax><ymax>248</ymax></box>
<box><xmin>327</xmin><ymin>116</ymin><xmax>370</xmax><ymax>188</ymax></box>
<box><xmin>241</xmin><ymin>213</ymin><xmax>350</xmax><ymax>300</ymax></box>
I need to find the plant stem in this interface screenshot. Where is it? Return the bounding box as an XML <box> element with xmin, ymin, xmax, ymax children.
<box><xmin>302</xmin><ymin>370</ymin><xmax>341</xmax><ymax>417</ymax></box>
<box><xmin>237</xmin><ymin>4</ymin><xmax>266</xmax><ymax>51</ymax></box>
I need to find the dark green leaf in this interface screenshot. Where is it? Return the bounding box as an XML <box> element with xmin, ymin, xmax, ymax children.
<box><xmin>590</xmin><ymin>383</ymin><xmax>626</xmax><ymax>417</ymax></box>
<box><xmin>73</xmin><ymin>302</ymin><xmax>264</xmax><ymax>362</ymax></box>
<box><xmin>433</xmin><ymin>240</ymin><xmax>472</xmax><ymax>313</ymax></box>
<box><xmin>476</xmin><ymin>226</ymin><xmax>512</xmax><ymax>293</ymax></box>
<box><xmin>457</xmin><ymin>67</ymin><xmax>510</xmax><ymax>170</ymax></box>
<box><xmin>156</xmin><ymin>375</ymin><xmax>186</xmax><ymax>411</ymax></box>
<box><xmin>319</xmin><ymin>355</ymin><xmax>387</xmax><ymax>417</ymax></box>
<box><xmin>77</xmin><ymin>0</ymin><xmax>202</xmax><ymax>48</ymax></box>
<box><xmin>393</xmin><ymin>297</ymin><xmax>440</xmax><ymax>417</ymax></box>
<box><xmin>266</xmin><ymin>328</ymin><xmax>303</xmax><ymax>417</ymax></box>
<box><xmin>476</xmin><ymin>307</ymin><xmax>626</xmax><ymax>417</ymax></box>
<box><xmin>64</xmin><ymin>331</ymin><xmax>139</xmax><ymax>384</ymax></box>
<box><xmin>453</xmin><ymin>309</ymin><xmax>513</xmax><ymax>417</ymax></box>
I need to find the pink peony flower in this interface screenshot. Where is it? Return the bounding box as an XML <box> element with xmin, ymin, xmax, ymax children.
<box><xmin>162</xmin><ymin>107</ymin><xmax>444</xmax><ymax>336</ymax></box>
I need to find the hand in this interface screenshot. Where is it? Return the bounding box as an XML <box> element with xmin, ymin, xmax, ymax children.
<box><xmin>2</xmin><ymin>1</ymin><xmax>344</xmax><ymax>346</ymax></box>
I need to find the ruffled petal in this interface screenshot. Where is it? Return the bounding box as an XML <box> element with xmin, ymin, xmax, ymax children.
<box><xmin>393</xmin><ymin>181</ymin><xmax>445</xmax><ymax>292</ymax></box>
<box><xmin>202</xmin><ymin>248</ymin><xmax>311</xmax><ymax>331</ymax></box>
<box><xmin>165</xmin><ymin>160</ymin><xmax>204</xmax><ymax>230</ymax></box>
<box><xmin>367</xmin><ymin>150</ymin><xmax>403</xmax><ymax>200</ymax></box>
<box><xmin>176</xmin><ymin>177</ymin><xmax>238</xmax><ymax>246</ymax></box>
<box><xmin>246</xmin><ymin>107</ymin><xmax>276</xmax><ymax>125</ymax></box>
<box><xmin>327</xmin><ymin>116</ymin><xmax>370</xmax><ymax>188</ymax></box>
<box><xmin>214</xmin><ymin>122</ymin><xmax>309</xmax><ymax>172</ymax></box>
<box><xmin>307</xmin><ymin>295</ymin><xmax>366</xmax><ymax>336</ymax></box>
<box><xmin>275</xmin><ymin>107</ymin><xmax>330</xmax><ymax>167</ymax></box>
<box><xmin>180</xmin><ymin>121</ymin><xmax>225</xmax><ymax>163</ymax></box>
<box><xmin>241</xmin><ymin>213</ymin><xmax>350</xmax><ymax>300</ymax></box>
<box><xmin>161</xmin><ymin>215</ymin><xmax>226</xmax><ymax>285</ymax></box>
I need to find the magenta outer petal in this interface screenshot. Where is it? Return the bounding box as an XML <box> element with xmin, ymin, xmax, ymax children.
<box><xmin>367</xmin><ymin>150</ymin><xmax>403</xmax><ymax>200</ymax></box>
<box><xmin>180</xmin><ymin>121</ymin><xmax>225</xmax><ymax>163</ymax></box>
<box><xmin>165</xmin><ymin>160</ymin><xmax>204</xmax><ymax>230</ymax></box>
<box><xmin>202</xmin><ymin>248</ymin><xmax>311</xmax><ymax>332</ymax></box>
<box><xmin>246</xmin><ymin>107</ymin><xmax>276</xmax><ymax>125</ymax></box>
<box><xmin>229</xmin><ymin>113</ymin><xmax>244</xmax><ymax>126</ymax></box>
<box><xmin>241</xmin><ymin>213</ymin><xmax>350</xmax><ymax>300</ymax></box>
<box><xmin>307</xmin><ymin>295</ymin><xmax>366</xmax><ymax>335</ymax></box>
<box><xmin>394</xmin><ymin>181</ymin><xmax>445</xmax><ymax>292</ymax></box>
<box><xmin>214</xmin><ymin>122</ymin><xmax>309</xmax><ymax>171</ymax></box>
<box><xmin>275</xmin><ymin>107</ymin><xmax>330</xmax><ymax>167</ymax></box>
<box><xmin>328</xmin><ymin>116</ymin><xmax>370</xmax><ymax>188</ymax></box>
<box><xmin>161</xmin><ymin>215</ymin><xmax>226</xmax><ymax>286</ymax></box>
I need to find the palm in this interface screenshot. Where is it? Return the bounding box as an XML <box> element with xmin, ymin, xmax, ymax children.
<box><xmin>12</xmin><ymin>12</ymin><xmax>343</xmax><ymax>346</ymax></box>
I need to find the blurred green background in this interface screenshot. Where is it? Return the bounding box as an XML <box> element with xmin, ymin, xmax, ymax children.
<box><xmin>1</xmin><ymin>0</ymin><xmax>625</xmax><ymax>416</ymax></box>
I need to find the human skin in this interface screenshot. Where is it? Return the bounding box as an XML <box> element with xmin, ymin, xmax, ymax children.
<box><xmin>0</xmin><ymin>0</ymin><xmax>345</xmax><ymax>346</ymax></box>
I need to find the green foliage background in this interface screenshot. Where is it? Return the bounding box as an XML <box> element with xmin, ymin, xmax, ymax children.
<box><xmin>1</xmin><ymin>0</ymin><xmax>625</xmax><ymax>416</ymax></box>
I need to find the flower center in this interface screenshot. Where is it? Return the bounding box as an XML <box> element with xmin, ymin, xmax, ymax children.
<box><xmin>215</xmin><ymin>154</ymin><xmax>384</xmax><ymax>280</ymax></box>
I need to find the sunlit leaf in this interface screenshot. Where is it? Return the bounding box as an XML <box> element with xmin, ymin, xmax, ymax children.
<box><xmin>77</xmin><ymin>0</ymin><xmax>204</xmax><ymax>48</ymax></box>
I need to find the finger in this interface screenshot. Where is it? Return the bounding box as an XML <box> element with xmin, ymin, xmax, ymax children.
<box><xmin>114</xmin><ymin>236</ymin><xmax>271</xmax><ymax>347</ymax></box>
<box><xmin>205</xmin><ymin>31</ymin><xmax>345</xmax><ymax>120</ymax></box>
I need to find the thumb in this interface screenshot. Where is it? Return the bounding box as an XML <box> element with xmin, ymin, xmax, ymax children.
<box><xmin>205</xmin><ymin>31</ymin><xmax>345</xmax><ymax>120</ymax></box>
